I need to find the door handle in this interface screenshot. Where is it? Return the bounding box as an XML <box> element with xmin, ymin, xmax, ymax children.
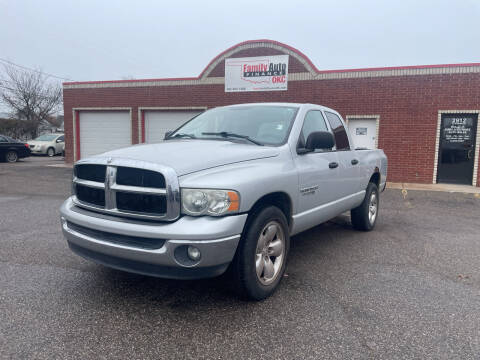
<box><xmin>351</xmin><ymin>159</ymin><xmax>359</xmax><ymax>165</ymax></box>
<box><xmin>329</xmin><ymin>162</ymin><xmax>339</xmax><ymax>169</ymax></box>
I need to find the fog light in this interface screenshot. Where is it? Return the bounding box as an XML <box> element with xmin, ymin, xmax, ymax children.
<box><xmin>187</xmin><ymin>246</ymin><xmax>201</xmax><ymax>261</ymax></box>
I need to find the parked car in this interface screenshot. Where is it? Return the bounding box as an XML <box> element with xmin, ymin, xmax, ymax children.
<box><xmin>0</xmin><ymin>134</ymin><xmax>31</xmax><ymax>162</ymax></box>
<box><xmin>28</xmin><ymin>133</ymin><xmax>64</xmax><ymax>157</ymax></box>
<box><xmin>60</xmin><ymin>103</ymin><xmax>388</xmax><ymax>300</ymax></box>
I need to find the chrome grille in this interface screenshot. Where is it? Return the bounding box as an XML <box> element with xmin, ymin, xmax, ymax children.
<box><xmin>71</xmin><ymin>158</ymin><xmax>180</xmax><ymax>221</ymax></box>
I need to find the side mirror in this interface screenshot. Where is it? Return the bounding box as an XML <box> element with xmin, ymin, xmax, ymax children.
<box><xmin>164</xmin><ymin>131</ymin><xmax>173</xmax><ymax>140</ymax></box>
<box><xmin>56</xmin><ymin>139</ymin><xmax>63</xmax><ymax>143</ymax></box>
<box><xmin>299</xmin><ymin>131</ymin><xmax>335</xmax><ymax>154</ymax></box>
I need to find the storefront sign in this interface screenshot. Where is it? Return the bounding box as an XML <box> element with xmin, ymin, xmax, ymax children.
<box><xmin>225</xmin><ymin>55</ymin><xmax>289</xmax><ymax>92</ymax></box>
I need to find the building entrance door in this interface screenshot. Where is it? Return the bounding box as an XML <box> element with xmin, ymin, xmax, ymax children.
<box><xmin>347</xmin><ymin>118</ymin><xmax>377</xmax><ymax>149</ymax></box>
<box><xmin>437</xmin><ymin>114</ymin><xmax>478</xmax><ymax>185</ymax></box>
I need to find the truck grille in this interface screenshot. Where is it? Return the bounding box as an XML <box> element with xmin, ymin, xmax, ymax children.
<box><xmin>71</xmin><ymin>159</ymin><xmax>179</xmax><ymax>221</ymax></box>
<box><xmin>75</xmin><ymin>184</ymin><xmax>105</xmax><ymax>207</ymax></box>
<box><xmin>75</xmin><ymin>164</ymin><xmax>106</xmax><ymax>182</ymax></box>
<box><xmin>116</xmin><ymin>167</ymin><xmax>166</xmax><ymax>188</ymax></box>
<box><xmin>116</xmin><ymin>192</ymin><xmax>166</xmax><ymax>214</ymax></box>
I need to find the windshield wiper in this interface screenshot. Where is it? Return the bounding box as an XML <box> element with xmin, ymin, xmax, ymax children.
<box><xmin>202</xmin><ymin>132</ymin><xmax>263</xmax><ymax>146</ymax></box>
<box><xmin>168</xmin><ymin>133</ymin><xmax>196</xmax><ymax>139</ymax></box>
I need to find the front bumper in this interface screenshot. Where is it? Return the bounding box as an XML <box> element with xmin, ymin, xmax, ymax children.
<box><xmin>60</xmin><ymin>197</ymin><xmax>247</xmax><ymax>279</ymax></box>
<box><xmin>30</xmin><ymin>148</ymin><xmax>45</xmax><ymax>154</ymax></box>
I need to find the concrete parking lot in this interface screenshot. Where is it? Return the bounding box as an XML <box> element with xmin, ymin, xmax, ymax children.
<box><xmin>1</xmin><ymin>156</ymin><xmax>479</xmax><ymax>359</ymax></box>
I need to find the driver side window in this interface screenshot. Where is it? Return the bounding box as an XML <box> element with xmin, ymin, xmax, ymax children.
<box><xmin>299</xmin><ymin>111</ymin><xmax>329</xmax><ymax>147</ymax></box>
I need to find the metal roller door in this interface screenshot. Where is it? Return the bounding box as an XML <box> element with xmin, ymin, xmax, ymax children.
<box><xmin>145</xmin><ymin>110</ymin><xmax>202</xmax><ymax>143</ymax></box>
<box><xmin>79</xmin><ymin>111</ymin><xmax>131</xmax><ymax>159</ymax></box>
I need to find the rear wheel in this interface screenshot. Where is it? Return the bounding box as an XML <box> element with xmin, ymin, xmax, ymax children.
<box><xmin>231</xmin><ymin>206</ymin><xmax>290</xmax><ymax>300</ymax></box>
<box><xmin>351</xmin><ymin>182</ymin><xmax>379</xmax><ymax>231</ymax></box>
<box><xmin>5</xmin><ymin>150</ymin><xmax>18</xmax><ymax>163</ymax></box>
<box><xmin>47</xmin><ymin>147</ymin><xmax>55</xmax><ymax>157</ymax></box>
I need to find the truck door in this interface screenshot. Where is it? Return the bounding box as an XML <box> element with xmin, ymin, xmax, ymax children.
<box><xmin>324</xmin><ymin>111</ymin><xmax>362</xmax><ymax>196</ymax></box>
<box><xmin>294</xmin><ymin>110</ymin><xmax>340</xmax><ymax>214</ymax></box>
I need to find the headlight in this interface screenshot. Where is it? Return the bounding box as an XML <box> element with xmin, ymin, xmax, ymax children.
<box><xmin>181</xmin><ymin>188</ymin><xmax>240</xmax><ymax>216</ymax></box>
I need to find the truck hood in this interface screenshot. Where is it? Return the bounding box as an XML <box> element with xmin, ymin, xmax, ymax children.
<box><xmin>96</xmin><ymin>140</ymin><xmax>280</xmax><ymax>176</ymax></box>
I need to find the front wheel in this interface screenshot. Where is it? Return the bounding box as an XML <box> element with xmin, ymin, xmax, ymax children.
<box><xmin>351</xmin><ymin>182</ymin><xmax>379</xmax><ymax>231</ymax></box>
<box><xmin>231</xmin><ymin>206</ymin><xmax>290</xmax><ymax>300</ymax></box>
<box><xmin>47</xmin><ymin>147</ymin><xmax>55</xmax><ymax>157</ymax></box>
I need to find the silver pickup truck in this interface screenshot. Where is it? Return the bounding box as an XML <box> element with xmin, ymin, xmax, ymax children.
<box><xmin>60</xmin><ymin>103</ymin><xmax>387</xmax><ymax>300</ymax></box>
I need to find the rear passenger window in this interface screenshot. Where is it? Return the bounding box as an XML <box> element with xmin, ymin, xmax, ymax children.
<box><xmin>300</xmin><ymin>111</ymin><xmax>329</xmax><ymax>147</ymax></box>
<box><xmin>325</xmin><ymin>112</ymin><xmax>350</xmax><ymax>150</ymax></box>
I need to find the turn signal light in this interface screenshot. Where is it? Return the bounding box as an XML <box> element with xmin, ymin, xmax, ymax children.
<box><xmin>227</xmin><ymin>191</ymin><xmax>240</xmax><ymax>211</ymax></box>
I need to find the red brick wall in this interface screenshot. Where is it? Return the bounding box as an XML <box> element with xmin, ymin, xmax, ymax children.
<box><xmin>63</xmin><ymin>55</ymin><xmax>480</xmax><ymax>186</ymax></box>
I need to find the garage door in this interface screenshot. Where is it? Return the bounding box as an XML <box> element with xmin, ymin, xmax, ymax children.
<box><xmin>79</xmin><ymin>111</ymin><xmax>131</xmax><ymax>159</ymax></box>
<box><xmin>145</xmin><ymin>110</ymin><xmax>202</xmax><ymax>143</ymax></box>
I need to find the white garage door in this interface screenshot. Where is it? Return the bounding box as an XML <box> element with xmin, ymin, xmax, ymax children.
<box><xmin>145</xmin><ymin>110</ymin><xmax>202</xmax><ymax>143</ymax></box>
<box><xmin>79</xmin><ymin>111</ymin><xmax>131</xmax><ymax>159</ymax></box>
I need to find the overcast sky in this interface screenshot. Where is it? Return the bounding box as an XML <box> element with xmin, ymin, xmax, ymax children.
<box><xmin>1</xmin><ymin>0</ymin><xmax>480</xmax><ymax>83</ymax></box>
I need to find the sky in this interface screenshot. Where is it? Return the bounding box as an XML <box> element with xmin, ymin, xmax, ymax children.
<box><xmin>1</xmin><ymin>0</ymin><xmax>480</xmax><ymax>83</ymax></box>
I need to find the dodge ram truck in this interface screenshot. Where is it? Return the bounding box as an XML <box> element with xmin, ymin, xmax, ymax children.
<box><xmin>60</xmin><ymin>103</ymin><xmax>387</xmax><ymax>300</ymax></box>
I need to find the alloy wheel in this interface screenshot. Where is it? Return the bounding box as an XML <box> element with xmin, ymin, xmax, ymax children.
<box><xmin>368</xmin><ymin>192</ymin><xmax>378</xmax><ymax>224</ymax></box>
<box><xmin>255</xmin><ymin>221</ymin><xmax>285</xmax><ymax>285</ymax></box>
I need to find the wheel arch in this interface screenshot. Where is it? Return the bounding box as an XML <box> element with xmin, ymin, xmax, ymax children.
<box><xmin>246</xmin><ymin>192</ymin><xmax>293</xmax><ymax>231</ymax></box>
<box><xmin>369</xmin><ymin>167</ymin><xmax>381</xmax><ymax>187</ymax></box>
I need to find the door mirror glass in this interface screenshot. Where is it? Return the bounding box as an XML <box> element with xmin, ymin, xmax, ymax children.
<box><xmin>304</xmin><ymin>131</ymin><xmax>335</xmax><ymax>152</ymax></box>
<box><xmin>164</xmin><ymin>131</ymin><xmax>173</xmax><ymax>140</ymax></box>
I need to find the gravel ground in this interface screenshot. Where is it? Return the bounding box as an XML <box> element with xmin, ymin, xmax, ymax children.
<box><xmin>1</xmin><ymin>157</ymin><xmax>479</xmax><ymax>359</ymax></box>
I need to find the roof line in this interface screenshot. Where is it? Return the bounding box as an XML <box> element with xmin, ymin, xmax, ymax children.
<box><xmin>63</xmin><ymin>39</ymin><xmax>480</xmax><ymax>86</ymax></box>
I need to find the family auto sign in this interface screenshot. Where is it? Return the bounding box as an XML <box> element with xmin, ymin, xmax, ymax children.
<box><xmin>225</xmin><ymin>55</ymin><xmax>289</xmax><ymax>92</ymax></box>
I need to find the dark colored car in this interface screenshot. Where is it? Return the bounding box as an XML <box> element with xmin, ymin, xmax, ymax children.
<box><xmin>0</xmin><ymin>134</ymin><xmax>31</xmax><ymax>162</ymax></box>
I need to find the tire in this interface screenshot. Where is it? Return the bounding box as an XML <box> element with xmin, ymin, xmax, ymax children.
<box><xmin>47</xmin><ymin>147</ymin><xmax>55</xmax><ymax>157</ymax></box>
<box><xmin>5</xmin><ymin>150</ymin><xmax>18</xmax><ymax>163</ymax></box>
<box><xmin>351</xmin><ymin>182</ymin><xmax>379</xmax><ymax>231</ymax></box>
<box><xmin>231</xmin><ymin>206</ymin><xmax>290</xmax><ymax>300</ymax></box>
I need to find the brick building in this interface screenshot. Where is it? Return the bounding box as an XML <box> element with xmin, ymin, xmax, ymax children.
<box><xmin>63</xmin><ymin>39</ymin><xmax>480</xmax><ymax>186</ymax></box>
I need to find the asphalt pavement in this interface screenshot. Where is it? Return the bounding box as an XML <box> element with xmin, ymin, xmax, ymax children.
<box><xmin>1</xmin><ymin>156</ymin><xmax>479</xmax><ymax>359</ymax></box>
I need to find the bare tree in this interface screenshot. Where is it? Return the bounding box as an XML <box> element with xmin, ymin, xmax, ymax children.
<box><xmin>0</xmin><ymin>63</ymin><xmax>63</xmax><ymax>138</ymax></box>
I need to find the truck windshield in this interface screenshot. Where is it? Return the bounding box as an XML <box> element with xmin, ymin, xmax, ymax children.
<box><xmin>169</xmin><ymin>105</ymin><xmax>298</xmax><ymax>146</ymax></box>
